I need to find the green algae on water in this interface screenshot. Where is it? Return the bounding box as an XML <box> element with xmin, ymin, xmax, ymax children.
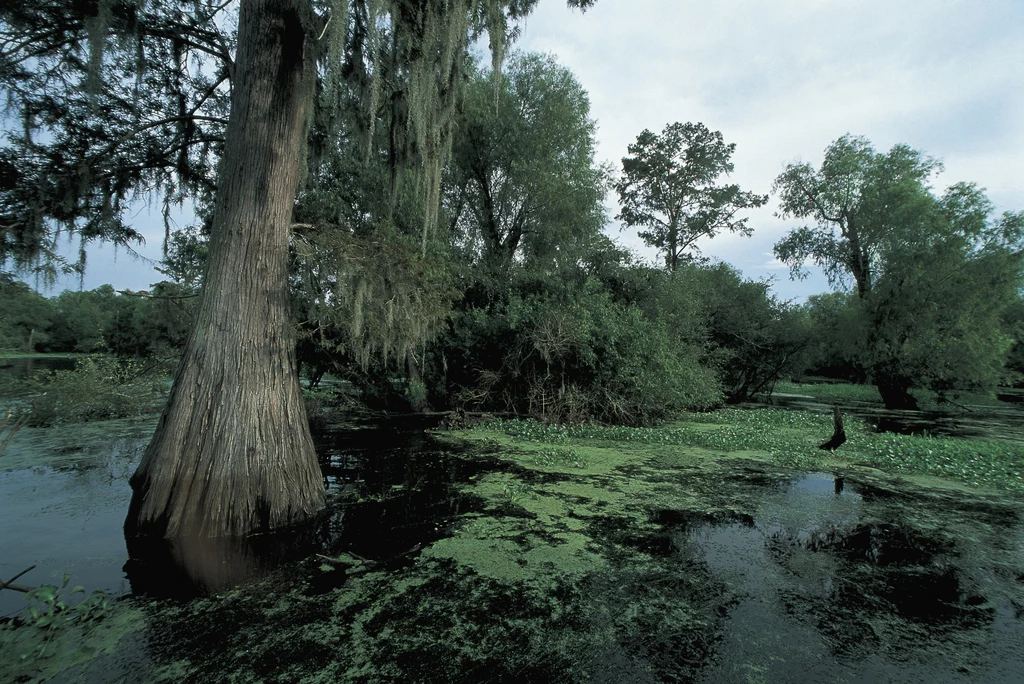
<box><xmin>0</xmin><ymin>603</ymin><xmax>147</xmax><ymax>683</ymax></box>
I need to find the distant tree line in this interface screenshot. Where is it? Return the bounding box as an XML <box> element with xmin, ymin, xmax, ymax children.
<box><xmin>0</xmin><ymin>277</ymin><xmax>193</xmax><ymax>358</ymax></box>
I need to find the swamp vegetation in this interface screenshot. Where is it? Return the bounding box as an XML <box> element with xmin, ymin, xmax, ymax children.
<box><xmin>2</xmin><ymin>2</ymin><xmax>1024</xmax><ymax>681</ymax></box>
<box><xmin>2</xmin><ymin>362</ymin><xmax>1023</xmax><ymax>681</ymax></box>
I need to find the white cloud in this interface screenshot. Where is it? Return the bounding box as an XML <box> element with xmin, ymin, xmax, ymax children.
<box><xmin>760</xmin><ymin>254</ymin><xmax>790</xmax><ymax>271</ymax></box>
<box><xmin>518</xmin><ymin>0</ymin><xmax>1024</xmax><ymax>299</ymax></box>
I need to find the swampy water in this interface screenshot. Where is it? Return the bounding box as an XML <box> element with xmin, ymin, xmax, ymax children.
<box><xmin>764</xmin><ymin>390</ymin><xmax>1024</xmax><ymax>444</ymax></box>
<box><xmin>2</xmin><ymin>360</ymin><xmax>1023</xmax><ymax>682</ymax></box>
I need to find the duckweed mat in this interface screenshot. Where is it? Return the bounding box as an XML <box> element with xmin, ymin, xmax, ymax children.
<box><xmin>2</xmin><ymin>413</ymin><xmax>1023</xmax><ymax>682</ymax></box>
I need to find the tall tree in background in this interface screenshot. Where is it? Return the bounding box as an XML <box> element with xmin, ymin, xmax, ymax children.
<box><xmin>615</xmin><ymin>122</ymin><xmax>766</xmax><ymax>271</ymax></box>
<box><xmin>1</xmin><ymin>0</ymin><xmax>596</xmax><ymax>538</ymax></box>
<box><xmin>0</xmin><ymin>276</ymin><xmax>53</xmax><ymax>352</ymax></box>
<box><xmin>773</xmin><ymin>134</ymin><xmax>941</xmax><ymax>299</ymax></box>
<box><xmin>774</xmin><ymin>135</ymin><xmax>1024</xmax><ymax>408</ymax></box>
<box><xmin>446</xmin><ymin>51</ymin><xmax>607</xmax><ymax>271</ymax></box>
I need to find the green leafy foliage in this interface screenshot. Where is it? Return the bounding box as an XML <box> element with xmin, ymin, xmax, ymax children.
<box><xmin>0</xmin><ymin>276</ymin><xmax>54</xmax><ymax>352</ymax></box>
<box><xmin>774</xmin><ymin>135</ymin><xmax>1024</xmax><ymax>407</ymax></box>
<box><xmin>795</xmin><ymin>292</ymin><xmax>867</xmax><ymax>382</ymax></box>
<box><xmin>447</xmin><ymin>52</ymin><xmax>608</xmax><ymax>270</ymax></box>
<box><xmin>673</xmin><ymin>263</ymin><xmax>807</xmax><ymax>402</ymax></box>
<box><xmin>23</xmin><ymin>574</ymin><xmax>110</xmax><ymax>631</ymax></box>
<box><xmin>47</xmin><ymin>286</ymin><xmax>118</xmax><ymax>353</ymax></box>
<box><xmin>19</xmin><ymin>355</ymin><xmax>167</xmax><ymax>426</ymax></box>
<box><xmin>292</xmin><ymin>228</ymin><xmax>456</xmax><ymax>374</ymax></box>
<box><xmin>0</xmin><ymin>0</ymin><xmax>229</xmax><ymax>282</ymax></box>
<box><xmin>615</xmin><ymin>122</ymin><xmax>766</xmax><ymax>271</ymax></box>
<box><xmin>439</xmin><ymin>272</ymin><xmax>721</xmax><ymax>425</ymax></box>
<box><xmin>7</xmin><ymin>573</ymin><xmax>113</xmax><ymax>663</ymax></box>
<box><xmin>772</xmin><ymin>134</ymin><xmax>943</xmax><ymax>296</ymax></box>
<box><xmin>31</xmin><ymin>284</ymin><xmax>192</xmax><ymax>358</ymax></box>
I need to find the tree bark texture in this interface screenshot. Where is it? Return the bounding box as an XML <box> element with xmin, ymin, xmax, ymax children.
<box><xmin>126</xmin><ymin>0</ymin><xmax>325</xmax><ymax>538</ymax></box>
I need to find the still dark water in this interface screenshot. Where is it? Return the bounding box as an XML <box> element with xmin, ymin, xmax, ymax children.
<box><xmin>761</xmin><ymin>390</ymin><xmax>1024</xmax><ymax>444</ymax></box>
<box><xmin>2</xmin><ymin>358</ymin><xmax>1023</xmax><ymax>681</ymax></box>
<box><xmin>0</xmin><ymin>354</ymin><xmax>77</xmax><ymax>378</ymax></box>
<box><xmin>0</xmin><ymin>410</ymin><xmax>486</xmax><ymax>615</ymax></box>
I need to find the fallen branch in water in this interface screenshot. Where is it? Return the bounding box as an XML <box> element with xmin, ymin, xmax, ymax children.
<box><xmin>1</xmin><ymin>564</ymin><xmax>36</xmax><ymax>592</ymax></box>
<box><xmin>316</xmin><ymin>543</ymin><xmax>423</xmax><ymax>571</ymax></box>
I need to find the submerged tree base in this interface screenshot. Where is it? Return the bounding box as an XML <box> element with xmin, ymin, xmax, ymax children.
<box><xmin>7</xmin><ymin>411</ymin><xmax>1024</xmax><ymax>682</ymax></box>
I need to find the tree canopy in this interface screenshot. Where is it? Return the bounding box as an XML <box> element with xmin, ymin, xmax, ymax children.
<box><xmin>774</xmin><ymin>135</ymin><xmax>1024</xmax><ymax>408</ymax></box>
<box><xmin>0</xmin><ymin>0</ymin><xmax>598</xmax><ymax>282</ymax></box>
<box><xmin>446</xmin><ymin>51</ymin><xmax>608</xmax><ymax>271</ymax></box>
<box><xmin>2</xmin><ymin>0</ymin><xmax>602</xmax><ymax>539</ymax></box>
<box><xmin>772</xmin><ymin>134</ymin><xmax>942</xmax><ymax>297</ymax></box>
<box><xmin>615</xmin><ymin>121</ymin><xmax>766</xmax><ymax>271</ymax></box>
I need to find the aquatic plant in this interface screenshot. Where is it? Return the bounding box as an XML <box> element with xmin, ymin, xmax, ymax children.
<box><xmin>17</xmin><ymin>355</ymin><xmax>166</xmax><ymax>426</ymax></box>
<box><xmin>0</xmin><ymin>573</ymin><xmax>114</xmax><ymax>664</ymax></box>
<box><xmin>22</xmin><ymin>574</ymin><xmax>111</xmax><ymax>630</ymax></box>
<box><xmin>851</xmin><ymin>431</ymin><xmax>1024</xmax><ymax>491</ymax></box>
<box><xmin>501</xmin><ymin>480</ymin><xmax>527</xmax><ymax>504</ymax></box>
<box><xmin>532</xmin><ymin>447</ymin><xmax>588</xmax><ymax>469</ymax></box>
<box><xmin>0</xmin><ymin>406</ymin><xmax>27</xmax><ymax>456</ymax></box>
<box><xmin>473</xmin><ymin>409</ymin><xmax>1024</xmax><ymax>492</ymax></box>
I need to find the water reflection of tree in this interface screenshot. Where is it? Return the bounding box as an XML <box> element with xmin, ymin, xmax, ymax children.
<box><xmin>767</xmin><ymin>521</ymin><xmax>996</xmax><ymax>659</ymax></box>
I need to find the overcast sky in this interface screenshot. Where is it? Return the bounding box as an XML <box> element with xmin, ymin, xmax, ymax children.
<box><xmin>31</xmin><ymin>0</ymin><xmax>1024</xmax><ymax>302</ymax></box>
<box><xmin>518</xmin><ymin>0</ymin><xmax>1024</xmax><ymax>301</ymax></box>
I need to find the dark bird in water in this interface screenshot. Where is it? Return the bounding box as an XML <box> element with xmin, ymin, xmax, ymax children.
<box><xmin>819</xmin><ymin>405</ymin><xmax>847</xmax><ymax>451</ymax></box>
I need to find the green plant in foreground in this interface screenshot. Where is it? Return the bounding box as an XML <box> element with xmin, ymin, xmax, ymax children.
<box><xmin>23</xmin><ymin>574</ymin><xmax>111</xmax><ymax>629</ymax></box>
<box><xmin>502</xmin><ymin>481</ymin><xmax>527</xmax><ymax>504</ymax></box>
<box><xmin>0</xmin><ymin>407</ymin><xmax>28</xmax><ymax>456</ymax></box>
<box><xmin>13</xmin><ymin>574</ymin><xmax>111</xmax><ymax>660</ymax></box>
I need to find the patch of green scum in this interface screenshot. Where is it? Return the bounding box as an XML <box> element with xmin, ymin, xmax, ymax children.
<box><xmin>465</xmin><ymin>412</ymin><xmax>1024</xmax><ymax>495</ymax></box>
<box><xmin>460</xmin><ymin>423</ymin><xmax>1021</xmax><ymax>681</ymax></box>
<box><xmin>0</xmin><ymin>602</ymin><xmax>147</xmax><ymax>683</ymax></box>
<box><xmin>0</xmin><ymin>415</ymin><xmax>157</xmax><ymax>472</ymax></box>
<box><xmin>457</xmin><ymin>428</ymin><xmax>798</xmax><ymax>526</ymax></box>
<box><xmin>352</xmin><ymin>558</ymin><xmax>726</xmax><ymax>682</ymax></box>
<box><xmin>420</xmin><ymin>472</ymin><xmax>608</xmax><ymax>587</ymax></box>
<box><xmin>321</xmin><ymin>559</ymin><xmax>615</xmax><ymax>683</ymax></box>
<box><xmin>451</xmin><ymin>429</ymin><xmax>663</xmax><ymax>481</ymax></box>
<box><xmin>134</xmin><ymin>577</ymin><xmax>348</xmax><ymax>683</ymax></box>
<box><xmin>132</xmin><ymin>554</ymin><xmax>615</xmax><ymax>682</ymax></box>
<box><xmin>434</xmin><ymin>441</ymin><xmax>787</xmax><ymax>589</ymax></box>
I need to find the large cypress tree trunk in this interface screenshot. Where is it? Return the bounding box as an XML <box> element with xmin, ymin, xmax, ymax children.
<box><xmin>126</xmin><ymin>0</ymin><xmax>325</xmax><ymax>538</ymax></box>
